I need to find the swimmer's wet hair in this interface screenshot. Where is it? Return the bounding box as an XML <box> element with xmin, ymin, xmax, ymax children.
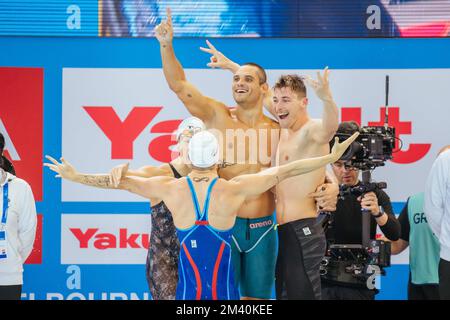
<box><xmin>273</xmin><ymin>75</ymin><xmax>307</xmax><ymax>98</ymax></box>
<box><xmin>242</xmin><ymin>62</ymin><xmax>267</xmax><ymax>85</ymax></box>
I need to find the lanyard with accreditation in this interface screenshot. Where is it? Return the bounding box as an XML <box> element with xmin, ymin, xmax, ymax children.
<box><xmin>0</xmin><ymin>183</ymin><xmax>9</xmax><ymax>259</ymax></box>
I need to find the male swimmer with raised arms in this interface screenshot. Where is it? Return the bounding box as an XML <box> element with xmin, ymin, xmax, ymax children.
<box><xmin>155</xmin><ymin>8</ymin><xmax>339</xmax><ymax>300</ymax></box>
<box><xmin>200</xmin><ymin>42</ymin><xmax>340</xmax><ymax>299</ymax></box>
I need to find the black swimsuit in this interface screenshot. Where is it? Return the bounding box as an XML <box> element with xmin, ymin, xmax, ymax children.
<box><xmin>275</xmin><ymin>218</ymin><xmax>327</xmax><ymax>300</ymax></box>
<box><xmin>145</xmin><ymin>163</ymin><xmax>181</xmax><ymax>300</ymax></box>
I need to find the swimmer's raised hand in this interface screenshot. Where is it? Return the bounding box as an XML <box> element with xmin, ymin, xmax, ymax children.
<box><xmin>303</xmin><ymin>67</ymin><xmax>333</xmax><ymax>102</ymax></box>
<box><xmin>200</xmin><ymin>40</ymin><xmax>240</xmax><ymax>72</ymax></box>
<box><xmin>155</xmin><ymin>7</ymin><xmax>173</xmax><ymax>45</ymax></box>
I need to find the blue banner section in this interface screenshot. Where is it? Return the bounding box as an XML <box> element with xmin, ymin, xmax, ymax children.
<box><xmin>1</xmin><ymin>37</ymin><xmax>449</xmax><ymax>299</ymax></box>
<box><xmin>0</xmin><ymin>0</ymin><xmax>98</xmax><ymax>36</ymax></box>
<box><xmin>378</xmin><ymin>264</ymin><xmax>409</xmax><ymax>300</ymax></box>
<box><xmin>22</xmin><ymin>265</ymin><xmax>149</xmax><ymax>300</ymax></box>
<box><xmin>2</xmin><ymin>37</ymin><xmax>450</xmax><ymax>69</ymax></box>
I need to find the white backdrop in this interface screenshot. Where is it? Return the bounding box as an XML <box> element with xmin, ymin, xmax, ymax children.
<box><xmin>62</xmin><ymin>67</ymin><xmax>450</xmax><ymax>202</ymax></box>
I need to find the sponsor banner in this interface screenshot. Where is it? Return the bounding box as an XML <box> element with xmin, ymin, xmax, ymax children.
<box><xmin>63</xmin><ymin>68</ymin><xmax>450</xmax><ymax>202</ymax></box>
<box><xmin>0</xmin><ymin>67</ymin><xmax>43</xmax><ymax>200</ymax></box>
<box><xmin>62</xmin><ymin>68</ymin><xmax>192</xmax><ymax>202</ymax></box>
<box><xmin>61</xmin><ymin>214</ymin><xmax>151</xmax><ymax>265</ymax></box>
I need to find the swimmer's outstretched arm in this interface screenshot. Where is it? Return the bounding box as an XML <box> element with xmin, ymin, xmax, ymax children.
<box><xmin>44</xmin><ymin>155</ymin><xmax>174</xmax><ymax>189</ymax></box>
<box><xmin>44</xmin><ymin>155</ymin><xmax>116</xmax><ymax>188</ymax></box>
<box><xmin>155</xmin><ymin>8</ymin><xmax>229</xmax><ymax>123</ymax></box>
<box><xmin>110</xmin><ymin>163</ymin><xmax>175</xmax><ymax>200</ymax></box>
<box><xmin>228</xmin><ymin>133</ymin><xmax>359</xmax><ymax>198</ymax></box>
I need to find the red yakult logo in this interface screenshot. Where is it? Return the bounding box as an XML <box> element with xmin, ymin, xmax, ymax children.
<box><xmin>70</xmin><ymin>227</ymin><xmax>149</xmax><ymax>249</ymax></box>
<box><xmin>0</xmin><ymin>68</ymin><xmax>43</xmax><ymax>200</ymax></box>
<box><xmin>83</xmin><ymin>105</ymin><xmax>431</xmax><ymax>165</ymax></box>
<box><xmin>84</xmin><ymin>106</ymin><xmax>181</xmax><ymax>162</ymax></box>
<box><xmin>61</xmin><ymin>214</ymin><xmax>151</xmax><ymax>264</ymax></box>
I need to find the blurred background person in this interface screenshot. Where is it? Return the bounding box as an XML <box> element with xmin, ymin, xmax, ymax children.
<box><xmin>0</xmin><ymin>132</ymin><xmax>37</xmax><ymax>300</ymax></box>
<box><xmin>425</xmin><ymin>145</ymin><xmax>450</xmax><ymax>300</ymax></box>
<box><xmin>387</xmin><ymin>146</ymin><xmax>450</xmax><ymax>300</ymax></box>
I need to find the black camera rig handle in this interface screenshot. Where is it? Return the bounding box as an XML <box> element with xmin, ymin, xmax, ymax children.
<box><xmin>361</xmin><ymin>170</ymin><xmax>372</xmax><ymax>248</ymax></box>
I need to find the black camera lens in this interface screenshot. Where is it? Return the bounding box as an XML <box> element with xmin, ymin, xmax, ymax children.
<box><xmin>340</xmin><ymin>141</ymin><xmax>363</xmax><ymax>161</ymax></box>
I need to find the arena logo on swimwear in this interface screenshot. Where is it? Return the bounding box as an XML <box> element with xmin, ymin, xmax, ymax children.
<box><xmin>249</xmin><ymin>219</ymin><xmax>273</xmax><ymax>229</ymax></box>
<box><xmin>61</xmin><ymin>214</ymin><xmax>151</xmax><ymax>264</ymax></box>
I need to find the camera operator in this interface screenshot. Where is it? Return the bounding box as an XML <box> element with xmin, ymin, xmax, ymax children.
<box><xmin>321</xmin><ymin>121</ymin><xmax>401</xmax><ymax>300</ymax></box>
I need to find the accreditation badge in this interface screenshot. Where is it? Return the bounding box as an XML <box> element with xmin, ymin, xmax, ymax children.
<box><xmin>0</xmin><ymin>230</ymin><xmax>7</xmax><ymax>260</ymax></box>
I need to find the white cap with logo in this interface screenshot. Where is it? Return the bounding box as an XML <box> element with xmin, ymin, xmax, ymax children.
<box><xmin>188</xmin><ymin>131</ymin><xmax>219</xmax><ymax>168</ymax></box>
<box><xmin>175</xmin><ymin>116</ymin><xmax>206</xmax><ymax>142</ymax></box>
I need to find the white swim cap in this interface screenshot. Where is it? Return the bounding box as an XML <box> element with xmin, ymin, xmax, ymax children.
<box><xmin>175</xmin><ymin>116</ymin><xmax>206</xmax><ymax>142</ymax></box>
<box><xmin>188</xmin><ymin>131</ymin><xmax>219</xmax><ymax>168</ymax></box>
